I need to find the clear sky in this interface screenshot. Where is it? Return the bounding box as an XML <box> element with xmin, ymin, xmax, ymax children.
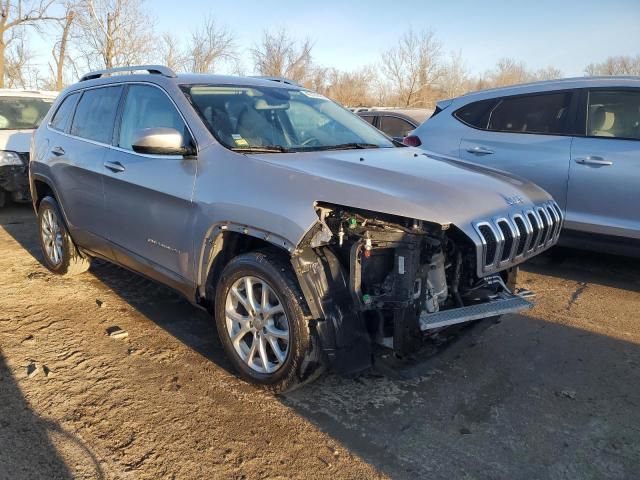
<box><xmin>30</xmin><ymin>0</ymin><xmax>640</xmax><ymax>79</ymax></box>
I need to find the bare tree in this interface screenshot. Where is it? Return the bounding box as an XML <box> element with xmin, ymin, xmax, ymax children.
<box><xmin>187</xmin><ymin>16</ymin><xmax>235</xmax><ymax>73</ymax></box>
<box><xmin>439</xmin><ymin>50</ymin><xmax>470</xmax><ymax>98</ymax></box>
<box><xmin>484</xmin><ymin>57</ymin><xmax>532</xmax><ymax>87</ymax></box>
<box><xmin>250</xmin><ymin>29</ymin><xmax>313</xmax><ymax>83</ymax></box>
<box><xmin>159</xmin><ymin>32</ymin><xmax>187</xmax><ymax>72</ymax></box>
<box><xmin>73</xmin><ymin>0</ymin><xmax>154</xmax><ymax>71</ymax></box>
<box><xmin>585</xmin><ymin>55</ymin><xmax>640</xmax><ymax>76</ymax></box>
<box><xmin>0</xmin><ymin>1</ymin><xmax>58</xmax><ymax>87</ymax></box>
<box><xmin>381</xmin><ymin>29</ymin><xmax>442</xmax><ymax>107</ymax></box>
<box><xmin>534</xmin><ymin>65</ymin><xmax>562</xmax><ymax>81</ymax></box>
<box><xmin>48</xmin><ymin>2</ymin><xmax>75</xmax><ymax>90</ymax></box>
<box><xmin>321</xmin><ymin>67</ymin><xmax>375</xmax><ymax>107</ymax></box>
<box><xmin>5</xmin><ymin>34</ymin><xmax>29</xmax><ymax>87</ymax></box>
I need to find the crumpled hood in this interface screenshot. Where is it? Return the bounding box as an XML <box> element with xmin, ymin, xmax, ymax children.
<box><xmin>253</xmin><ymin>147</ymin><xmax>552</xmax><ymax>232</ymax></box>
<box><xmin>0</xmin><ymin>130</ymin><xmax>32</xmax><ymax>154</ymax></box>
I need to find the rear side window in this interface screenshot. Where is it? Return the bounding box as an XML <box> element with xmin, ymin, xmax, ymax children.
<box><xmin>360</xmin><ymin>115</ymin><xmax>375</xmax><ymax>125</ymax></box>
<box><xmin>454</xmin><ymin>99</ymin><xmax>499</xmax><ymax>129</ymax></box>
<box><xmin>50</xmin><ymin>92</ymin><xmax>79</xmax><ymax>131</ymax></box>
<box><xmin>380</xmin><ymin>116</ymin><xmax>415</xmax><ymax>138</ymax></box>
<box><xmin>588</xmin><ymin>90</ymin><xmax>640</xmax><ymax>140</ymax></box>
<box><xmin>488</xmin><ymin>92</ymin><xmax>572</xmax><ymax>135</ymax></box>
<box><xmin>70</xmin><ymin>86</ymin><xmax>123</xmax><ymax>144</ymax></box>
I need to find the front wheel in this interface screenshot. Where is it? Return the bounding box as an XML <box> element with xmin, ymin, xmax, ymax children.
<box><xmin>214</xmin><ymin>251</ymin><xmax>324</xmax><ymax>392</ymax></box>
<box><xmin>37</xmin><ymin>196</ymin><xmax>91</xmax><ymax>276</ymax></box>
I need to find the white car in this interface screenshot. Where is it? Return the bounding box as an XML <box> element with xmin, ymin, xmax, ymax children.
<box><xmin>0</xmin><ymin>89</ymin><xmax>57</xmax><ymax>207</ymax></box>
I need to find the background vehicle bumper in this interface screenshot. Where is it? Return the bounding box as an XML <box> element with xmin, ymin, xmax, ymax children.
<box><xmin>0</xmin><ymin>165</ymin><xmax>31</xmax><ymax>202</ymax></box>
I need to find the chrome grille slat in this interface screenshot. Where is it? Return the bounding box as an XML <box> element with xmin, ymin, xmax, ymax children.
<box><xmin>473</xmin><ymin>201</ymin><xmax>563</xmax><ymax>275</ymax></box>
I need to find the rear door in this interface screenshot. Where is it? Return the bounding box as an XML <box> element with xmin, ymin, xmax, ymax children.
<box><xmin>50</xmin><ymin>86</ymin><xmax>122</xmax><ymax>256</ymax></box>
<box><xmin>458</xmin><ymin>91</ymin><xmax>575</xmax><ymax>209</ymax></box>
<box><xmin>102</xmin><ymin>83</ymin><xmax>198</xmax><ymax>287</ymax></box>
<box><xmin>567</xmin><ymin>88</ymin><xmax>640</xmax><ymax>238</ymax></box>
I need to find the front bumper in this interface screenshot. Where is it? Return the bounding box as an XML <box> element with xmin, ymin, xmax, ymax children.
<box><xmin>0</xmin><ymin>156</ymin><xmax>30</xmax><ymax>202</ymax></box>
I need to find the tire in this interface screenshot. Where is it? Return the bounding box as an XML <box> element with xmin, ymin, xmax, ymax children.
<box><xmin>37</xmin><ymin>196</ymin><xmax>91</xmax><ymax>276</ymax></box>
<box><xmin>214</xmin><ymin>250</ymin><xmax>324</xmax><ymax>393</ymax></box>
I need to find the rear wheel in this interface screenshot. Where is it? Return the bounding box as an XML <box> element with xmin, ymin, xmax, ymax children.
<box><xmin>37</xmin><ymin>196</ymin><xmax>91</xmax><ymax>275</ymax></box>
<box><xmin>214</xmin><ymin>251</ymin><xmax>324</xmax><ymax>392</ymax></box>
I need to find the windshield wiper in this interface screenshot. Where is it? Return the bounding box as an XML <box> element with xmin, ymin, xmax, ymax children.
<box><xmin>310</xmin><ymin>143</ymin><xmax>382</xmax><ymax>151</ymax></box>
<box><xmin>231</xmin><ymin>145</ymin><xmax>291</xmax><ymax>153</ymax></box>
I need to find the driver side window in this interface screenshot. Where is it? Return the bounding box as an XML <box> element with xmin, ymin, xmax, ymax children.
<box><xmin>118</xmin><ymin>85</ymin><xmax>188</xmax><ymax>151</ymax></box>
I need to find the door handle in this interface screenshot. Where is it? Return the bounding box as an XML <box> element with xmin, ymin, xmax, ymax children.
<box><xmin>466</xmin><ymin>146</ymin><xmax>494</xmax><ymax>155</ymax></box>
<box><xmin>51</xmin><ymin>146</ymin><xmax>65</xmax><ymax>156</ymax></box>
<box><xmin>574</xmin><ymin>156</ymin><xmax>613</xmax><ymax>166</ymax></box>
<box><xmin>104</xmin><ymin>160</ymin><xmax>126</xmax><ymax>173</ymax></box>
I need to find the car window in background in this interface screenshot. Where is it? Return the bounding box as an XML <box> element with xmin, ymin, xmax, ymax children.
<box><xmin>360</xmin><ymin>115</ymin><xmax>375</xmax><ymax>125</ymax></box>
<box><xmin>488</xmin><ymin>92</ymin><xmax>572</xmax><ymax>134</ymax></box>
<box><xmin>0</xmin><ymin>96</ymin><xmax>54</xmax><ymax>130</ymax></box>
<box><xmin>454</xmin><ymin>98</ymin><xmax>499</xmax><ymax>129</ymax></box>
<box><xmin>118</xmin><ymin>85</ymin><xmax>188</xmax><ymax>150</ymax></box>
<box><xmin>70</xmin><ymin>86</ymin><xmax>122</xmax><ymax>144</ymax></box>
<box><xmin>380</xmin><ymin>115</ymin><xmax>415</xmax><ymax>138</ymax></box>
<box><xmin>49</xmin><ymin>93</ymin><xmax>79</xmax><ymax>132</ymax></box>
<box><xmin>588</xmin><ymin>90</ymin><xmax>640</xmax><ymax>140</ymax></box>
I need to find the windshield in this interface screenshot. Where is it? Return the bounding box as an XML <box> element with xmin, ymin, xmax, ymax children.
<box><xmin>182</xmin><ymin>84</ymin><xmax>395</xmax><ymax>152</ymax></box>
<box><xmin>0</xmin><ymin>96</ymin><xmax>54</xmax><ymax>130</ymax></box>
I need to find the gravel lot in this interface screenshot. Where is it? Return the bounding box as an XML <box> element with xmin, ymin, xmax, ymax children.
<box><xmin>1</xmin><ymin>204</ymin><xmax>639</xmax><ymax>479</ymax></box>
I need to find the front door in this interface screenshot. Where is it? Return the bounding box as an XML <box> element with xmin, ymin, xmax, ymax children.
<box><xmin>102</xmin><ymin>84</ymin><xmax>198</xmax><ymax>288</ymax></box>
<box><xmin>567</xmin><ymin>88</ymin><xmax>640</xmax><ymax>238</ymax></box>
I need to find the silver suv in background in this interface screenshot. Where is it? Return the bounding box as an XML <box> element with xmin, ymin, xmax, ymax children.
<box><xmin>410</xmin><ymin>77</ymin><xmax>640</xmax><ymax>256</ymax></box>
<box><xmin>31</xmin><ymin>65</ymin><xmax>561</xmax><ymax>391</ymax></box>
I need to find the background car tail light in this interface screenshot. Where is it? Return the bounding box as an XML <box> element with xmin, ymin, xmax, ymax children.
<box><xmin>403</xmin><ymin>135</ymin><xmax>422</xmax><ymax>147</ymax></box>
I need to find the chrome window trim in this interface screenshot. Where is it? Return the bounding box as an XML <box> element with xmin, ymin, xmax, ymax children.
<box><xmin>46</xmin><ymin>80</ymin><xmax>197</xmax><ymax>160</ymax></box>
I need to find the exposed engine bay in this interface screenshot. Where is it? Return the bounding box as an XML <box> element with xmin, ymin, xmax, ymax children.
<box><xmin>292</xmin><ymin>203</ymin><xmax>530</xmax><ymax>373</ymax></box>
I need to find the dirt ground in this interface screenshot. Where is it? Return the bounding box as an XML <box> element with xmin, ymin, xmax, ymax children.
<box><xmin>1</xmin><ymin>203</ymin><xmax>639</xmax><ymax>480</ymax></box>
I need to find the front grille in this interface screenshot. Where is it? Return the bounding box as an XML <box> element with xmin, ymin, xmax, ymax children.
<box><xmin>497</xmin><ymin>220</ymin><xmax>514</xmax><ymax>261</ymax></box>
<box><xmin>513</xmin><ymin>216</ymin><xmax>528</xmax><ymax>255</ymax></box>
<box><xmin>474</xmin><ymin>200</ymin><xmax>563</xmax><ymax>274</ymax></box>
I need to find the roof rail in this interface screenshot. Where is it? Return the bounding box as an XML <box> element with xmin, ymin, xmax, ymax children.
<box><xmin>79</xmin><ymin>65</ymin><xmax>177</xmax><ymax>82</ymax></box>
<box><xmin>250</xmin><ymin>75</ymin><xmax>302</xmax><ymax>87</ymax></box>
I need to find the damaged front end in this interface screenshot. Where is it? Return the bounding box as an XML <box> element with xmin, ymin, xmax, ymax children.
<box><xmin>0</xmin><ymin>152</ymin><xmax>31</xmax><ymax>203</ymax></box>
<box><xmin>292</xmin><ymin>203</ymin><xmax>540</xmax><ymax>374</ymax></box>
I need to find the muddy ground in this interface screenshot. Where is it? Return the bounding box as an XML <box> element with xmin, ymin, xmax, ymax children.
<box><xmin>1</xmin><ymin>203</ymin><xmax>639</xmax><ymax>479</ymax></box>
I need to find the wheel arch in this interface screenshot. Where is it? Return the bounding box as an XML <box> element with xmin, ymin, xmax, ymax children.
<box><xmin>197</xmin><ymin>223</ymin><xmax>295</xmax><ymax>310</ymax></box>
<box><xmin>30</xmin><ymin>174</ymin><xmax>74</xmax><ymax>230</ymax></box>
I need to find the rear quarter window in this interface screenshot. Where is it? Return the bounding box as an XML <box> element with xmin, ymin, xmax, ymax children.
<box><xmin>453</xmin><ymin>98</ymin><xmax>499</xmax><ymax>129</ymax></box>
<box><xmin>50</xmin><ymin>92</ymin><xmax>79</xmax><ymax>132</ymax></box>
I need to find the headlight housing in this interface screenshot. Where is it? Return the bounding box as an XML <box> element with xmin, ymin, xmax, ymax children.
<box><xmin>0</xmin><ymin>151</ymin><xmax>23</xmax><ymax>166</ymax></box>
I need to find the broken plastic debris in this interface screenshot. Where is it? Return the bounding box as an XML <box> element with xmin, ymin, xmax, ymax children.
<box><xmin>106</xmin><ymin>326</ymin><xmax>128</xmax><ymax>339</ymax></box>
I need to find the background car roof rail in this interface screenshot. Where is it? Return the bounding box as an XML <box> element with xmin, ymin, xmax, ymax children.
<box><xmin>250</xmin><ymin>75</ymin><xmax>302</xmax><ymax>87</ymax></box>
<box><xmin>79</xmin><ymin>65</ymin><xmax>177</xmax><ymax>82</ymax></box>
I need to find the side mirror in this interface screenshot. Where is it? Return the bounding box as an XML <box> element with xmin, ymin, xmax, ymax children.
<box><xmin>131</xmin><ymin>127</ymin><xmax>194</xmax><ymax>156</ymax></box>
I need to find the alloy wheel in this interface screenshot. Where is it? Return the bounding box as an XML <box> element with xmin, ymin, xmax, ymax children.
<box><xmin>41</xmin><ymin>208</ymin><xmax>63</xmax><ymax>266</ymax></box>
<box><xmin>224</xmin><ymin>275</ymin><xmax>290</xmax><ymax>374</ymax></box>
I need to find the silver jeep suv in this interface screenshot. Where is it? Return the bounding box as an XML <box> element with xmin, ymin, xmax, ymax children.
<box><xmin>30</xmin><ymin>65</ymin><xmax>562</xmax><ymax>391</ymax></box>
